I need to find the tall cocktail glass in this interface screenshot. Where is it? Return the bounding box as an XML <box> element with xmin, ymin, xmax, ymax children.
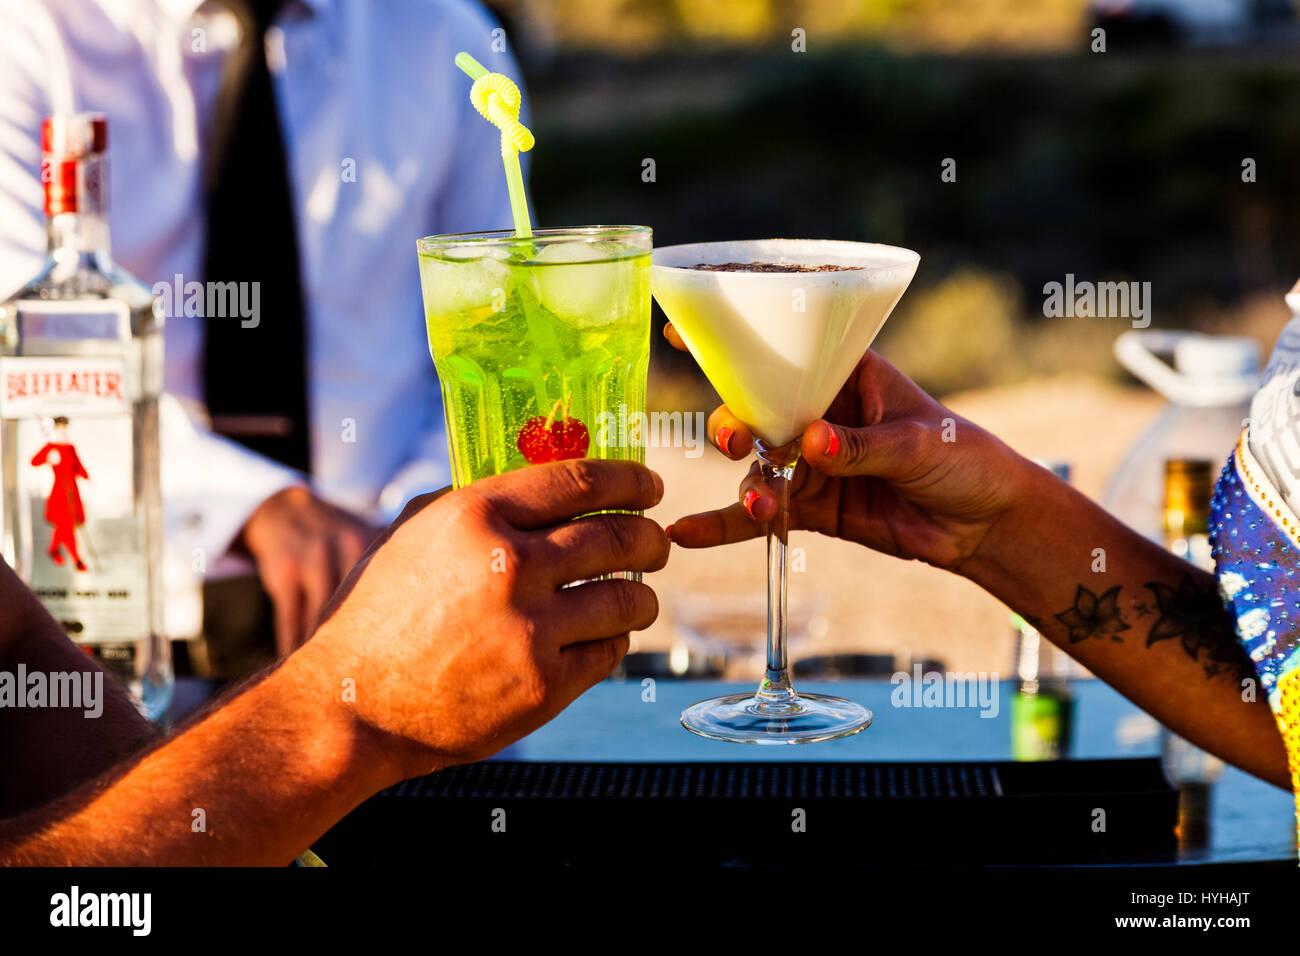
<box><xmin>653</xmin><ymin>239</ymin><xmax>918</xmax><ymax>743</ymax></box>
<box><xmin>418</xmin><ymin>226</ymin><xmax>651</xmax><ymax>490</ymax></box>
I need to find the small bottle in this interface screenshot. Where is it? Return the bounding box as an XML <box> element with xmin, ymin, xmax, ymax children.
<box><xmin>1160</xmin><ymin>457</ymin><xmax>1222</xmax><ymax>847</ymax></box>
<box><xmin>0</xmin><ymin>113</ymin><xmax>171</xmax><ymax>722</ymax></box>
<box><xmin>1010</xmin><ymin>460</ymin><xmax>1077</xmax><ymax>760</ymax></box>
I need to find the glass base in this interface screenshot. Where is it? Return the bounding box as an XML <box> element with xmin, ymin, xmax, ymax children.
<box><xmin>680</xmin><ymin>691</ymin><xmax>873</xmax><ymax>745</ymax></box>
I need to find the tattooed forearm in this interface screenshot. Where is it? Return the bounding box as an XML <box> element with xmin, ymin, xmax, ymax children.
<box><xmin>1046</xmin><ymin>576</ymin><xmax>1254</xmax><ymax>682</ymax></box>
<box><xmin>1054</xmin><ymin>585</ymin><xmax>1130</xmax><ymax>643</ymax></box>
<box><xmin>1144</xmin><ymin>574</ymin><xmax>1254</xmax><ymax>681</ymax></box>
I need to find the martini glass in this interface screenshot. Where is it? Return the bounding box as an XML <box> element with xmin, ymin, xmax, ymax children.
<box><xmin>652</xmin><ymin>239</ymin><xmax>919</xmax><ymax>743</ymax></box>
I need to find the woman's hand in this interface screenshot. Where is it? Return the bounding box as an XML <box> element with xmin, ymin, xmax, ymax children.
<box><xmin>668</xmin><ymin>325</ymin><xmax>1295</xmax><ymax>792</ymax></box>
<box><xmin>666</xmin><ymin>324</ymin><xmax>1039</xmax><ymax>574</ymax></box>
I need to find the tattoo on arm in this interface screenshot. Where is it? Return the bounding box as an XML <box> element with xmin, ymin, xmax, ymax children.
<box><xmin>1054</xmin><ymin>585</ymin><xmax>1130</xmax><ymax>643</ymax></box>
<box><xmin>1144</xmin><ymin>573</ymin><xmax>1254</xmax><ymax>681</ymax></box>
<box><xmin>1045</xmin><ymin>576</ymin><xmax>1254</xmax><ymax>682</ymax></box>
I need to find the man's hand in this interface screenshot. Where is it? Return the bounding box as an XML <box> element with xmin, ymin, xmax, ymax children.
<box><xmin>240</xmin><ymin>486</ymin><xmax>377</xmax><ymax>656</ymax></box>
<box><xmin>0</xmin><ymin>459</ymin><xmax>670</xmax><ymax>864</ymax></box>
<box><xmin>301</xmin><ymin>458</ymin><xmax>670</xmax><ymax>782</ymax></box>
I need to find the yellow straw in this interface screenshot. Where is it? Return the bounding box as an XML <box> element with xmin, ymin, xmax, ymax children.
<box><xmin>455</xmin><ymin>52</ymin><xmax>534</xmax><ymax>239</ymax></box>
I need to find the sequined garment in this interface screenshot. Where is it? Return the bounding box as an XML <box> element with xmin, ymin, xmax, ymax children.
<box><xmin>1210</xmin><ymin>433</ymin><xmax>1300</xmax><ymax>850</ymax></box>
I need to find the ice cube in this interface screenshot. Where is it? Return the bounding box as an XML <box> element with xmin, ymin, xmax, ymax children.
<box><xmin>437</xmin><ymin>243</ymin><xmax>498</xmax><ymax>259</ymax></box>
<box><xmin>532</xmin><ymin>241</ymin><xmax>643</xmax><ymax>328</ymax></box>
<box><xmin>419</xmin><ymin>246</ymin><xmax>514</xmax><ymax>317</ymax></box>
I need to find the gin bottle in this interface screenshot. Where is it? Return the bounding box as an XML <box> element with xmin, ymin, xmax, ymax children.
<box><xmin>0</xmin><ymin>113</ymin><xmax>171</xmax><ymax>721</ymax></box>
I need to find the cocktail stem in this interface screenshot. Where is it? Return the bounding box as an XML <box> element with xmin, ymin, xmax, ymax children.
<box><xmin>755</xmin><ymin>441</ymin><xmax>799</xmax><ymax>710</ymax></box>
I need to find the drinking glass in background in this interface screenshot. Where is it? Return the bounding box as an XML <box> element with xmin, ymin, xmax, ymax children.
<box><xmin>418</xmin><ymin>226</ymin><xmax>651</xmax><ymax>485</ymax></box>
<box><xmin>670</xmin><ymin>587</ymin><xmax>829</xmax><ymax>681</ymax></box>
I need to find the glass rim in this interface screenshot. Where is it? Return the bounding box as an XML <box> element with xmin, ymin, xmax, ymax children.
<box><xmin>418</xmin><ymin>225</ymin><xmax>651</xmax><ymax>254</ymax></box>
<box><xmin>651</xmin><ymin>238</ymin><xmax>920</xmax><ymax>275</ymax></box>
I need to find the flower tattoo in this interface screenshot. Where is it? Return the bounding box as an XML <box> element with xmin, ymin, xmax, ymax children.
<box><xmin>1054</xmin><ymin>585</ymin><xmax>1131</xmax><ymax>643</ymax></box>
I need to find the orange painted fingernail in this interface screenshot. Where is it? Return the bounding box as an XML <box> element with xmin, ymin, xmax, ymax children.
<box><xmin>665</xmin><ymin>524</ymin><xmax>674</xmax><ymax>541</ymax></box>
<box><xmin>825</xmin><ymin>429</ymin><xmax>840</xmax><ymax>457</ymax></box>
<box><xmin>743</xmin><ymin>490</ymin><xmax>759</xmax><ymax>518</ymax></box>
<box><xmin>716</xmin><ymin>426</ymin><xmax>734</xmax><ymax>456</ymax></box>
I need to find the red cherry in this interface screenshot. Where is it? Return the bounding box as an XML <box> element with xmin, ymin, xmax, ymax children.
<box><xmin>517</xmin><ymin>401</ymin><xmax>590</xmax><ymax>464</ymax></box>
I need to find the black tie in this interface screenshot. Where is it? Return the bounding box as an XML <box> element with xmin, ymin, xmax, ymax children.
<box><xmin>203</xmin><ymin>0</ymin><xmax>311</xmax><ymax>473</ymax></box>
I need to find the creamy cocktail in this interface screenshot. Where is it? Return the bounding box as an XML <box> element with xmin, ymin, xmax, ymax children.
<box><xmin>653</xmin><ymin>239</ymin><xmax>919</xmax><ymax>744</ymax></box>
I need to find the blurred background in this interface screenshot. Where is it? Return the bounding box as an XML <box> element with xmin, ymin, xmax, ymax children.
<box><xmin>482</xmin><ymin>0</ymin><xmax>1300</xmax><ymax>676</ymax></box>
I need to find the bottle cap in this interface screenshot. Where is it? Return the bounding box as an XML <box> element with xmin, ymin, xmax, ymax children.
<box><xmin>40</xmin><ymin>113</ymin><xmax>108</xmax><ymax>217</ymax></box>
<box><xmin>41</xmin><ymin>113</ymin><xmax>108</xmax><ymax>157</ymax></box>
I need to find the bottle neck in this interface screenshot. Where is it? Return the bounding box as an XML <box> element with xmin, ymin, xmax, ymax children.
<box><xmin>1163</xmin><ymin>509</ymin><xmax>1209</xmax><ymax>537</ymax></box>
<box><xmin>44</xmin><ymin>152</ymin><xmax>112</xmax><ymax>270</ymax></box>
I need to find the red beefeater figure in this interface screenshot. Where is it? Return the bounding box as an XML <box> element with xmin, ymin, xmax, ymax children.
<box><xmin>30</xmin><ymin>416</ymin><xmax>89</xmax><ymax>572</ymax></box>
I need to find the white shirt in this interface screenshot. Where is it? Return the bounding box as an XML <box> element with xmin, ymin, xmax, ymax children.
<box><xmin>0</xmin><ymin>0</ymin><xmax>522</xmax><ymax>583</ymax></box>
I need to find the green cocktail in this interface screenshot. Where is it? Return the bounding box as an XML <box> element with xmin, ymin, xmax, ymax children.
<box><xmin>418</xmin><ymin>226</ymin><xmax>652</xmax><ymax>487</ymax></box>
